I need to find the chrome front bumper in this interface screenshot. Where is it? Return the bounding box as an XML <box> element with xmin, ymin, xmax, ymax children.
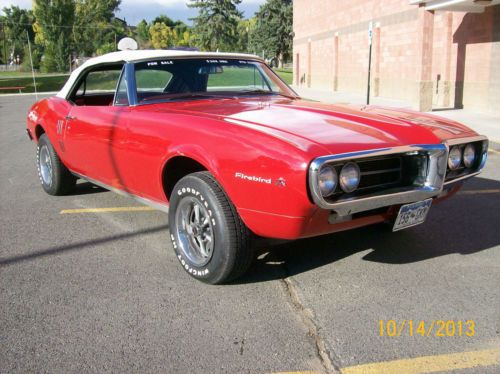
<box><xmin>309</xmin><ymin>136</ymin><xmax>488</xmax><ymax>217</ymax></box>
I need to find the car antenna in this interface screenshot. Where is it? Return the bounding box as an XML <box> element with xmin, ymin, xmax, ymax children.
<box><xmin>26</xmin><ymin>30</ymin><xmax>38</xmax><ymax>101</ymax></box>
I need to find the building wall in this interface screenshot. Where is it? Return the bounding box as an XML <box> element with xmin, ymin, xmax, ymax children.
<box><xmin>293</xmin><ymin>1</ymin><xmax>499</xmax><ymax>114</ymax></box>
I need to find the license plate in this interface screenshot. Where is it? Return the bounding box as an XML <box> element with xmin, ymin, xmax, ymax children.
<box><xmin>392</xmin><ymin>199</ymin><xmax>432</xmax><ymax>232</ymax></box>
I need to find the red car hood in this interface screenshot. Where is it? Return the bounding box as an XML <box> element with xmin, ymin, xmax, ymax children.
<box><xmin>148</xmin><ymin>97</ymin><xmax>477</xmax><ymax>154</ymax></box>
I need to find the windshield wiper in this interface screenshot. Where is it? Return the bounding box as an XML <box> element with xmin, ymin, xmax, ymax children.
<box><xmin>141</xmin><ymin>92</ymin><xmax>228</xmax><ymax>103</ymax></box>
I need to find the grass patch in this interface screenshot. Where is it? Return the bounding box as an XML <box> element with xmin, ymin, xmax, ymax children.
<box><xmin>0</xmin><ymin>73</ymin><xmax>69</xmax><ymax>93</ymax></box>
<box><xmin>0</xmin><ymin>67</ymin><xmax>294</xmax><ymax>94</ymax></box>
<box><xmin>273</xmin><ymin>68</ymin><xmax>292</xmax><ymax>85</ymax></box>
<box><xmin>207</xmin><ymin>66</ymin><xmax>267</xmax><ymax>87</ymax></box>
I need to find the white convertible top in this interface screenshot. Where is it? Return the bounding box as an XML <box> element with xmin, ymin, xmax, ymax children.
<box><xmin>57</xmin><ymin>49</ymin><xmax>263</xmax><ymax>99</ymax></box>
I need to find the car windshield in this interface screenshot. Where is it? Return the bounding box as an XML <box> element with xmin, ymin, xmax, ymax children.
<box><xmin>133</xmin><ymin>58</ymin><xmax>297</xmax><ymax>104</ymax></box>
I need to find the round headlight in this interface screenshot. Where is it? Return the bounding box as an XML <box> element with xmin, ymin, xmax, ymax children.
<box><xmin>318</xmin><ymin>165</ymin><xmax>338</xmax><ymax>197</ymax></box>
<box><xmin>339</xmin><ymin>162</ymin><xmax>360</xmax><ymax>193</ymax></box>
<box><xmin>448</xmin><ymin>146</ymin><xmax>462</xmax><ymax>170</ymax></box>
<box><xmin>463</xmin><ymin>144</ymin><xmax>476</xmax><ymax>168</ymax></box>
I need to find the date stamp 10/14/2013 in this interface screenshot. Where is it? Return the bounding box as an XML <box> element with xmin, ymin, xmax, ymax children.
<box><xmin>379</xmin><ymin>320</ymin><xmax>475</xmax><ymax>337</ymax></box>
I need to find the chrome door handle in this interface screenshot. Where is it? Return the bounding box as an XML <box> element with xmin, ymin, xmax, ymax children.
<box><xmin>65</xmin><ymin>115</ymin><xmax>76</xmax><ymax>121</ymax></box>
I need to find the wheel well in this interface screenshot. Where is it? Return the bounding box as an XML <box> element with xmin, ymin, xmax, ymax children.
<box><xmin>163</xmin><ymin>156</ymin><xmax>207</xmax><ymax>199</ymax></box>
<box><xmin>35</xmin><ymin>124</ymin><xmax>45</xmax><ymax>140</ymax></box>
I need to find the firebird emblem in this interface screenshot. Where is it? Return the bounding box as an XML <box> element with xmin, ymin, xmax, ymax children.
<box><xmin>275</xmin><ymin>178</ymin><xmax>286</xmax><ymax>187</ymax></box>
<box><xmin>235</xmin><ymin>172</ymin><xmax>271</xmax><ymax>184</ymax></box>
<box><xmin>234</xmin><ymin>172</ymin><xmax>286</xmax><ymax>187</ymax></box>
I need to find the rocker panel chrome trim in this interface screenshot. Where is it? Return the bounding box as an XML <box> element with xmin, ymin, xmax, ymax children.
<box><xmin>71</xmin><ymin>172</ymin><xmax>169</xmax><ymax>213</ymax></box>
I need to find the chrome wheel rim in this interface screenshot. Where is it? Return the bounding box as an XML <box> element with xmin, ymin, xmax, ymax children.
<box><xmin>39</xmin><ymin>145</ymin><xmax>53</xmax><ymax>186</ymax></box>
<box><xmin>175</xmin><ymin>197</ymin><xmax>214</xmax><ymax>267</ymax></box>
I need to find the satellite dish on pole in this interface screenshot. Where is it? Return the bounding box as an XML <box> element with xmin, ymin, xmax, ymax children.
<box><xmin>118</xmin><ymin>37</ymin><xmax>138</xmax><ymax>51</ymax></box>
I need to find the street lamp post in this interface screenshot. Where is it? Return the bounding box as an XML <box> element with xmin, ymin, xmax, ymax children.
<box><xmin>366</xmin><ymin>21</ymin><xmax>373</xmax><ymax>105</ymax></box>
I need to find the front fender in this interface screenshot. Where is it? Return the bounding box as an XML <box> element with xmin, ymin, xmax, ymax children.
<box><xmin>163</xmin><ymin>126</ymin><xmax>317</xmax><ymax>220</ymax></box>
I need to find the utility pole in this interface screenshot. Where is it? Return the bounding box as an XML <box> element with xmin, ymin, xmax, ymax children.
<box><xmin>366</xmin><ymin>21</ymin><xmax>373</xmax><ymax>105</ymax></box>
<box><xmin>26</xmin><ymin>30</ymin><xmax>38</xmax><ymax>100</ymax></box>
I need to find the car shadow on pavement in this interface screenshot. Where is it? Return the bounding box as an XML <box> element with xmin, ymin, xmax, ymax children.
<box><xmin>0</xmin><ymin>225</ymin><xmax>169</xmax><ymax>266</ymax></box>
<box><xmin>71</xmin><ymin>181</ymin><xmax>108</xmax><ymax>195</ymax></box>
<box><xmin>235</xmin><ymin>176</ymin><xmax>500</xmax><ymax>284</ymax></box>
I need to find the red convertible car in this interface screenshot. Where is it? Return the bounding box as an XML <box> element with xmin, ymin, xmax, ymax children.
<box><xmin>26</xmin><ymin>50</ymin><xmax>488</xmax><ymax>283</ymax></box>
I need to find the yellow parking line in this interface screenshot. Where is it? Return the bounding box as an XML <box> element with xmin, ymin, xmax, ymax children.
<box><xmin>341</xmin><ymin>348</ymin><xmax>500</xmax><ymax>374</ymax></box>
<box><xmin>60</xmin><ymin>206</ymin><xmax>155</xmax><ymax>214</ymax></box>
<box><xmin>489</xmin><ymin>148</ymin><xmax>500</xmax><ymax>155</ymax></box>
<box><xmin>459</xmin><ymin>189</ymin><xmax>500</xmax><ymax>195</ymax></box>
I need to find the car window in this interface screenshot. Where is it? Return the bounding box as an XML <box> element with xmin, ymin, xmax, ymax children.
<box><xmin>133</xmin><ymin>59</ymin><xmax>295</xmax><ymax>105</ymax></box>
<box><xmin>136</xmin><ymin>69</ymin><xmax>173</xmax><ymax>92</ymax></box>
<box><xmin>85</xmin><ymin>70</ymin><xmax>122</xmax><ymax>94</ymax></box>
<box><xmin>207</xmin><ymin>65</ymin><xmax>274</xmax><ymax>91</ymax></box>
<box><xmin>70</xmin><ymin>64</ymin><xmax>124</xmax><ymax>106</ymax></box>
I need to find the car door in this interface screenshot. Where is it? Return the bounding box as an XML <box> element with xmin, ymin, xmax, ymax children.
<box><xmin>63</xmin><ymin>65</ymin><xmax>133</xmax><ymax>190</ymax></box>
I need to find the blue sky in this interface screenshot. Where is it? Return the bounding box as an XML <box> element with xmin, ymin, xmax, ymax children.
<box><xmin>0</xmin><ymin>0</ymin><xmax>266</xmax><ymax>25</ymax></box>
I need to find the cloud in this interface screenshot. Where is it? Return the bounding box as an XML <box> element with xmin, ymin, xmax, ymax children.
<box><xmin>118</xmin><ymin>0</ymin><xmax>265</xmax><ymax>9</ymax></box>
<box><xmin>120</xmin><ymin>0</ymin><xmax>264</xmax><ymax>5</ymax></box>
<box><xmin>0</xmin><ymin>0</ymin><xmax>266</xmax><ymax>24</ymax></box>
<box><xmin>0</xmin><ymin>0</ymin><xmax>32</xmax><ymax>12</ymax></box>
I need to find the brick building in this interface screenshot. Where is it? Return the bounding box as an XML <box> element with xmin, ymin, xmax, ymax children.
<box><xmin>293</xmin><ymin>0</ymin><xmax>500</xmax><ymax>114</ymax></box>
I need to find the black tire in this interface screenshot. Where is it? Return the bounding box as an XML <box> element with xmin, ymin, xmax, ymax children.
<box><xmin>168</xmin><ymin>171</ymin><xmax>254</xmax><ymax>284</ymax></box>
<box><xmin>36</xmin><ymin>134</ymin><xmax>76</xmax><ymax>195</ymax></box>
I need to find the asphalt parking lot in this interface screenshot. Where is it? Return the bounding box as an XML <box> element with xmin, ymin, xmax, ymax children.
<box><xmin>1</xmin><ymin>94</ymin><xmax>499</xmax><ymax>374</ymax></box>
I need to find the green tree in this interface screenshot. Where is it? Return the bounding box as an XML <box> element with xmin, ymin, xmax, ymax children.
<box><xmin>34</xmin><ymin>0</ymin><xmax>75</xmax><ymax>72</ymax></box>
<box><xmin>136</xmin><ymin>19</ymin><xmax>149</xmax><ymax>40</ymax></box>
<box><xmin>1</xmin><ymin>6</ymin><xmax>35</xmax><ymax>63</ymax></box>
<box><xmin>134</xmin><ymin>19</ymin><xmax>152</xmax><ymax>48</ymax></box>
<box><xmin>152</xmin><ymin>15</ymin><xmax>183</xmax><ymax>28</ymax></box>
<box><xmin>149</xmin><ymin>22</ymin><xmax>174</xmax><ymax>49</ymax></box>
<box><xmin>188</xmin><ymin>0</ymin><xmax>242</xmax><ymax>51</ymax></box>
<box><xmin>96</xmin><ymin>42</ymin><xmax>116</xmax><ymax>56</ymax></box>
<box><xmin>73</xmin><ymin>0</ymin><xmax>121</xmax><ymax>56</ymax></box>
<box><xmin>251</xmin><ymin>0</ymin><xmax>293</xmax><ymax>67</ymax></box>
<box><xmin>174</xmin><ymin>30</ymin><xmax>191</xmax><ymax>47</ymax></box>
<box><xmin>235</xmin><ymin>18</ymin><xmax>255</xmax><ymax>53</ymax></box>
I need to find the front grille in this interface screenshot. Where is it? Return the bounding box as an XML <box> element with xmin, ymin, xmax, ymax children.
<box><xmin>357</xmin><ymin>156</ymin><xmax>402</xmax><ymax>190</ymax></box>
<box><xmin>324</xmin><ymin>153</ymin><xmax>427</xmax><ymax>201</ymax></box>
<box><xmin>309</xmin><ymin>143</ymin><xmax>452</xmax><ymax>215</ymax></box>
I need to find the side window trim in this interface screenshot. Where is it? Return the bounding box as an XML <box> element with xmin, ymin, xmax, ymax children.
<box><xmin>66</xmin><ymin>62</ymin><xmax>125</xmax><ymax>104</ymax></box>
<box><xmin>113</xmin><ymin>64</ymin><xmax>129</xmax><ymax>106</ymax></box>
<box><xmin>126</xmin><ymin>62</ymin><xmax>138</xmax><ymax>106</ymax></box>
<box><xmin>256</xmin><ymin>65</ymin><xmax>273</xmax><ymax>91</ymax></box>
<box><xmin>67</xmin><ymin>71</ymin><xmax>89</xmax><ymax>105</ymax></box>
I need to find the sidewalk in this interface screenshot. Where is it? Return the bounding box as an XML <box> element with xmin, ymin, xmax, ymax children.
<box><xmin>428</xmin><ymin>110</ymin><xmax>500</xmax><ymax>145</ymax></box>
<box><xmin>293</xmin><ymin>86</ymin><xmax>500</xmax><ymax>146</ymax></box>
<box><xmin>292</xmin><ymin>86</ymin><xmax>412</xmax><ymax>109</ymax></box>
